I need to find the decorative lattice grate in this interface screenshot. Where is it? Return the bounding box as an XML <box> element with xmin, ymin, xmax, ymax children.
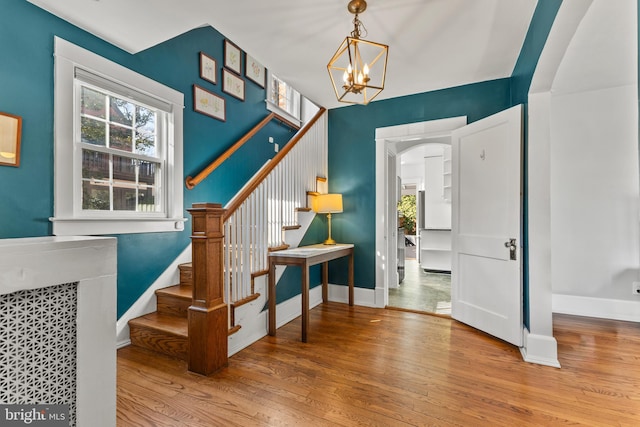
<box><xmin>0</xmin><ymin>283</ymin><xmax>78</xmax><ymax>426</ymax></box>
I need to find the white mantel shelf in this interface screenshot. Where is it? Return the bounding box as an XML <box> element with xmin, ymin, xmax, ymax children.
<box><xmin>0</xmin><ymin>235</ymin><xmax>117</xmax><ymax>427</ymax></box>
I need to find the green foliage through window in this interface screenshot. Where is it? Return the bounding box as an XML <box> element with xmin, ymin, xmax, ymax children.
<box><xmin>397</xmin><ymin>195</ymin><xmax>416</xmax><ymax>234</ymax></box>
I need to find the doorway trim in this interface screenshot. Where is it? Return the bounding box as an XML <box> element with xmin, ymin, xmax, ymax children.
<box><xmin>374</xmin><ymin>117</ymin><xmax>467</xmax><ymax>307</ymax></box>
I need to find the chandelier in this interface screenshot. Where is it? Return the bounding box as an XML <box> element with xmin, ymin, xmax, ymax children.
<box><xmin>327</xmin><ymin>0</ymin><xmax>388</xmax><ymax>105</ymax></box>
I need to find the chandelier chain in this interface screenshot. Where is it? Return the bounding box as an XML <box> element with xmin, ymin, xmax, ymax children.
<box><xmin>350</xmin><ymin>14</ymin><xmax>368</xmax><ymax>39</ymax></box>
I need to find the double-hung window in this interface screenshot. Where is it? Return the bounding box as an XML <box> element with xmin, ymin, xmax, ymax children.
<box><xmin>51</xmin><ymin>37</ymin><xmax>185</xmax><ymax>235</ymax></box>
<box><xmin>265</xmin><ymin>72</ymin><xmax>301</xmax><ymax>126</ymax></box>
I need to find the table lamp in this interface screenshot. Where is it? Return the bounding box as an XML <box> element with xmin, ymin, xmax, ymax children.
<box><xmin>313</xmin><ymin>193</ymin><xmax>343</xmax><ymax>245</ymax></box>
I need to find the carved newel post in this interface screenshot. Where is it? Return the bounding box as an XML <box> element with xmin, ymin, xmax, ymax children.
<box><xmin>187</xmin><ymin>202</ymin><xmax>228</xmax><ymax>375</ymax></box>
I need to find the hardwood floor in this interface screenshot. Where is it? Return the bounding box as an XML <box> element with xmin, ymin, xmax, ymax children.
<box><xmin>117</xmin><ymin>303</ymin><xmax>640</xmax><ymax>426</ymax></box>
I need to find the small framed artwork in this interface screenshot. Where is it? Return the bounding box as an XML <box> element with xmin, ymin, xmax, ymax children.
<box><xmin>199</xmin><ymin>52</ymin><xmax>217</xmax><ymax>85</ymax></box>
<box><xmin>0</xmin><ymin>112</ymin><xmax>22</xmax><ymax>167</ymax></box>
<box><xmin>245</xmin><ymin>54</ymin><xmax>266</xmax><ymax>88</ymax></box>
<box><xmin>193</xmin><ymin>85</ymin><xmax>225</xmax><ymax>122</ymax></box>
<box><xmin>224</xmin><ymin>39</ymin><xmax>242</xmax><ymax>74</ymax></box>
<box><xmin>223</xmin><ymin>69</ymin><xmax>245</xmax><ymax>101</ymax></box>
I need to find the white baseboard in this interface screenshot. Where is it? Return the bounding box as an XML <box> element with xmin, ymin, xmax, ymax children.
<box><xmin>116</xmin><ymin>244</ymin><xmax>192</xmax><ymax>347</ymax></box>
<box><xmin>520</xmin><ymin>328</ymin><xmax>560</xmax><ymax>368</ymax></box>
<box><xmin>553</xmin><ymin>293</ymin><xmax>640</xmax><ymax>322</ymax></box>
<box><xmin>228</xmin><ymin>284</ymin><xmax>324</xmax><ymax>356</ymax></box>
<box><xmin>328</xmin><ymin>283</ymin><xmax>379</xmax><ymax>307</ymax></box>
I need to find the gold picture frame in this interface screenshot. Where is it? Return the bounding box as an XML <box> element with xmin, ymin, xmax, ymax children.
<box><xmin>0</xmin><ymin>112</ymin><xmax>22</xmax><ymax>167</ymax></box>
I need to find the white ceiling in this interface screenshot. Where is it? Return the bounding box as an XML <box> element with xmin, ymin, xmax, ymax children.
<box><xmin>27</xmin><ymin>0</ymin><xmax>538</xmax><ymax>109</ymax></box>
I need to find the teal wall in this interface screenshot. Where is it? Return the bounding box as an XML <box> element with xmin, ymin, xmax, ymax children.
<box><xmin>0</xmin><ymin>0</ymin><xmax>294</xmax><ymax>317</ymax></box>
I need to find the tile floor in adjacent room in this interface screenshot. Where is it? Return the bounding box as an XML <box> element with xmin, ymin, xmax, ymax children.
<box><xmin>389</xmin><ymin>250</ymin><xmax>451</xmax><ymax>314</ymax></box>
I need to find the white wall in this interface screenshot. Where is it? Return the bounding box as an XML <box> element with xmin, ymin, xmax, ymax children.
<box><xmin>549</xmin><ymin>0</ymin><xmax>640</xmax><ymax>319</ymax></box>
<box><xmin>551</xmin><ymin>86</ymin><xmax>639</xmax><ymax>299</ymax></box>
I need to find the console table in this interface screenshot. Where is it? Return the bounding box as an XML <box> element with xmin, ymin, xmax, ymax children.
<box><xmin>268</xmin><ymin>243</ymin><xmax>354</xmax><ymax>342</ymax></box>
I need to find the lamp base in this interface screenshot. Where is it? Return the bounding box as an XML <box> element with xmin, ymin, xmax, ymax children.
<box><xmin>323</xmin><ymin>238</ymin><xmax>337</xmax><ymax>245</ymax></box>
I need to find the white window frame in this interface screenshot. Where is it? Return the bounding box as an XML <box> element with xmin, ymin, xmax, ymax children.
<box><xmin>265</xmin><ymin>71</ymin><xmax>301</xmax><ymax>127</ymax></box>
<box><xmin>51</xmin><ymin>37</ymin><xmax>185</xmax><ymax>235</ymax></box>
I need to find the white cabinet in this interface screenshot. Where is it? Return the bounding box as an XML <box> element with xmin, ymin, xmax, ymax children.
<box><xmin>420</xmin><ymin>228</ymin><xmax>451</xmax><ymax>272</ymax></box>
<box><xmin>419</xmin><ymin>147</ymin><xmax>452</xmax><ymax>272</ymax></box>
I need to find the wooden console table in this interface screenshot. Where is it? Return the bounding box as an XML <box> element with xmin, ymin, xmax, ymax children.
<box><xmin>268</xmin><ymin>243</ymin><xmax>354</xmax><ymax>342</ymax></box>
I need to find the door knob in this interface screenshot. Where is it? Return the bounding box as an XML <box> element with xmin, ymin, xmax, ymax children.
<box><xmin>504</xmin><ymin>238</ymin><xmax>517</xmax><ymax>260</ymax></box>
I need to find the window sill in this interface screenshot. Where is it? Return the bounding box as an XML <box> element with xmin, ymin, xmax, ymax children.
<box><xmin>265</xmin><ymin>100</ymin><xmax>301</xmax><ymax>128</ymax></box>
<box><xmin>50</xmin><ymin>217</ymin><xmax>187</xmax><ymax>236</ymax></box>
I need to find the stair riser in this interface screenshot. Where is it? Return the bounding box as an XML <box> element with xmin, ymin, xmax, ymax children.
<box><xmin>156</xmin><ymin>295</ymin><xmax>190</xmax><ymax>317</ymax></box>
<box><xmin>129</xmin><ymin>326</ymin><xmax>188</xmax><ymax>361</ymax></box>
<box><xmin>179</xmin><ymin>265</ymin><xmax>192</xmax><ymax>287</ymax></box>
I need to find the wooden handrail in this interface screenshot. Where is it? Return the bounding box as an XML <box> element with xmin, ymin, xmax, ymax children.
<box><xmin>186</xmin><ymin>112</ymin><xmax>299</xmax><ymax>189</ymax></box>
<box><xmin>223</xmin><ymin>107</ymin><xmax>327</xmax><ymax>221</ymax></box>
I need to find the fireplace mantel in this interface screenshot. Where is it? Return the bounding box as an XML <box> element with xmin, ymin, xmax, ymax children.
<box><xmin>0</xmin><ymin>236</ymin><xmax>117</xmax><ymax>426</ymax></box>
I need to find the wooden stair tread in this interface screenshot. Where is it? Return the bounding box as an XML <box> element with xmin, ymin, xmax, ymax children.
<box><xmin>232</xmin><ymin>293</ymin><xmax>261</xmax><ymax>308</ymax></box>
<box><xmin>129</xmin><ymin>312</ymin><xmax>188</xmax><ymax>337</ymax></box>
<box><xmin>156</xmin><ymin>284</ymin><xmax>192</xmax><ymax>300</ymax></box>
<box><xmin>296</xmin><ymin>207</ymin><xmax>312</xmax><ymax>212</ymax></box>
<box><xmin>283</xmin><ymin>225</ymin><xmax>301</xmax><ymax>231</ymax></box>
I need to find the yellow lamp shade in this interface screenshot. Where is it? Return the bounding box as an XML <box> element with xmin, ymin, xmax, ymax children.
<box><xmin>313</xmin><ymin>194</ymin><xmax>343</xmax><ymax>214</ymax></box>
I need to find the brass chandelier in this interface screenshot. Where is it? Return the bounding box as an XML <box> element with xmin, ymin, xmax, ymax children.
<box><xmin>327</xmin><ymin>0</ymin><xmax>388</xmax><ymax>105</ymax></box>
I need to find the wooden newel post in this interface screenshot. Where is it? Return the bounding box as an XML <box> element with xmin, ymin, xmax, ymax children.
<box><xmin>187</xmin><ymin>202</ymin><xmax>228</xmax><ymax>375</ymax></box>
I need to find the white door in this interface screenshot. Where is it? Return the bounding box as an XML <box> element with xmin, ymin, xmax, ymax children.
<box><xmin>451</xmin><ymin>105</ymin><xmax>523</xmax><ymax>346</ymax></box>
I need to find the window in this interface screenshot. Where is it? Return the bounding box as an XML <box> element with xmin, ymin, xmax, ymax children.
<box><xmin>51</xmin><ymin>37</ymin><xmax>185</xmax><ymax>235</ymax></box>
<box><xmin>266</xmin><ymin>72</ymin><xmax>301</xmax><ymax>126</ymax></box>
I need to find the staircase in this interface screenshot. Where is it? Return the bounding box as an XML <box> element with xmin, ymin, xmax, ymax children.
<box><xmin>128</xmin><ymin>197</ymin><xmax>320</xmax><ymax>362</ymax></box>
<box><xmin>128</xmin><ymin>264</ymin><xmax>192</xmax><ymax>360</ymax></box>
<box><xmin>127</xmin><ymin>107</ymin><xmax>328</xmax><ymax>373</ymax></box>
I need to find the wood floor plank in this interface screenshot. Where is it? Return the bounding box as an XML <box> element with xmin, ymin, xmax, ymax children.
<box><xmin>118</xmin><ymin>303</ymin><xmax>640</xmax><ymax>426</ymax></box>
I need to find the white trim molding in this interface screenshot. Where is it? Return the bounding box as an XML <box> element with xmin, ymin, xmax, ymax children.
<box><xmin>520</xmin><ymin>328</ymin><xmax>561</xmax><ymax>368</ymax></box>
<box><xmin>553</xmin><ymin>294</ymin><xmax>640</xmax><ymax>323</ymax></box>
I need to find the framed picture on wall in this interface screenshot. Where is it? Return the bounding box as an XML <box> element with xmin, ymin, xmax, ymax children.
<box><xmin>199</xmin><ymin>52</ymin><xmax>217</xmax><ymax>85</ymax></box>
<box><xmin>193</xmin><ymin>85</ymin><xmax>226</xmax><ymax>122</ymax></box>
<box><xmin>0</xmin><ymin>111</ymin><xmax>22</xmax><ymax>167</ymax></box>
<box><xmin>224</xmin><ymin>39</ymin><xmax>242</xmax><ymax>74</ymax></box>
<box><xmin>222</xmin><ymin>69</ymin><xmax>245</xmax><ymax>101</ymax></box>
<box><xmin>245</xmin><ymin>54</ymin><xmax>265</xmax><ymax>88</ymax></box>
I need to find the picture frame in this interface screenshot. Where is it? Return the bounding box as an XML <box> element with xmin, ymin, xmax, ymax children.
<box><xmin>224</xmin><ymin>39</ymin><xmax>242</xmax><ymax>74</ymax></box>
<box><xmin>222</xmin><ymin>69</ymin><xmax>245</xmax><ymax>101</ymax></box>
<box><xmin>0</xmin><ymin>112</ymin><xmax>22</xmax><ymax>167</ymax></box>
<box><xmin>193</xmin><ymin>85</ymin><xmax>226</xmax><ymax>122</ymax></box>
<box><xmin>245</xmin><ymin>54</ymin><xmax>265</xmax><ymax>88</ymax></box>
<box><xmin>199</xmin><ymin>52</ymin><xmax>217</xmax><ymax>85</ymax></box>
